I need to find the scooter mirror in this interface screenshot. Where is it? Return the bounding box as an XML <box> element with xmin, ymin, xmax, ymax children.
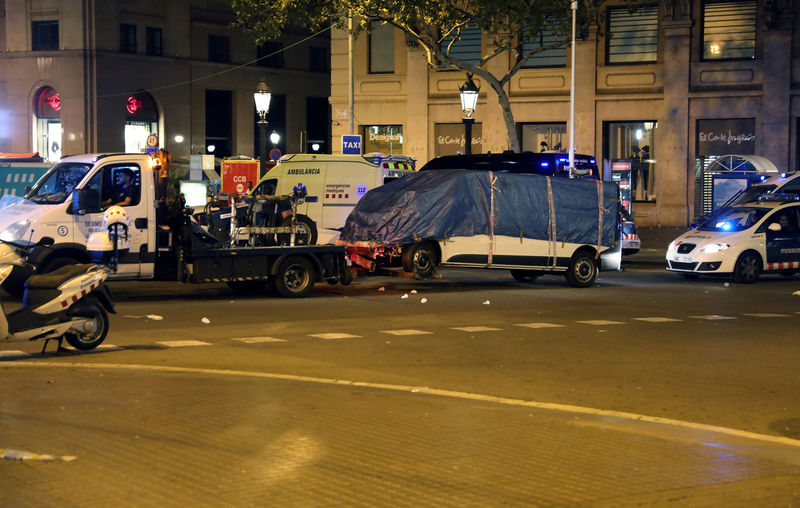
<box><xmin>39</xmin><ymin>237</ymin><xmax>54</xmax><ymax>247</ymax></box>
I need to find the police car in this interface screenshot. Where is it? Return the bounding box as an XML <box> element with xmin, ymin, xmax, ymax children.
<box><xmin>666</xmin><ymin>196</ymin><xmax>800</xmax><ymax>282</ymax></box>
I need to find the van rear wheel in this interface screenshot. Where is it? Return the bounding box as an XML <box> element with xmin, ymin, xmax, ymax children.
<box><xmin>565</xmin><ymin>251</ymin><xmax>597</xmax><ymax>288</ymax></box>
<box><xmin>402</xmin><ymin>242</ymin><xmax>437</xmax><ymax>279</ymax></box>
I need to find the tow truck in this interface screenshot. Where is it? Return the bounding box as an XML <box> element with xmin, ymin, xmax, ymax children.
<box><xmin>0</xmin><ymin>152</ymin><xmax>351</xmax><ymax>298</ymax></box>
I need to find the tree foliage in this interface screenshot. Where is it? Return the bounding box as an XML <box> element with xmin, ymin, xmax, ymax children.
<box><xmin>232</xmin><ymin>0</ymin><xmax>612</xmax><ymax>152</ymax></box>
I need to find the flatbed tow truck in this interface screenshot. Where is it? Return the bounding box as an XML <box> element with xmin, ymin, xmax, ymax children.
<box><xmin>0</xmin><ymin>152</ymin><xmax>351</xmax><ymax>298</ymax></box>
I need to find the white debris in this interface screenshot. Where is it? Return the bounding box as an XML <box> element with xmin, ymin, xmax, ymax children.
<box><xmin>420</xmin><ymin>298</ymin><xmax>428</xmax><ymax>304</ymax></box>
<box><xmin>147</xmin><ymin>314</ymin><xmax>164</xmax><ymax>321</ymax></box>
<box><xmin>378</xmin><ymin>287</ymin><xmax>385</xmax><ymax>291</ymax></box>
<box><xmin>724</xmin><ymin>282</ymin><xmax>730</xmax><ymax>287</ymax></box>
<box><xmin>483</xmin><ymin>300</ymin><xmax>490</xmax><ymax>305</ymax></box>
<box><xmin>793</xmin><ymin>291</ymin><xmax>800</xmax><ymax>296</ymax></box>
<box><xmin>410</xmin><ymin>290</ymin><xmax>417</xmax><ymax>294</ymax></box>
<box><xmin>201</xmin><ymin>317</ymin><xmax>211</xmax><ymax>324</ymax></box>
<box><xmin>401</xmin><ymin>294</ymin><xmax>409</xmax><ymax>299</ymax></box>
<box><xmin>1</xmin><ymin>448</ymin><xmax>76</xmax><ymax>462</ymax></box>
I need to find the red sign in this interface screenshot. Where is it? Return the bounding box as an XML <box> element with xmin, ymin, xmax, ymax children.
<box><xmin>221</xmin><ymin>160</ymin><xmax>259</xmax><ymax>194</ymax></box>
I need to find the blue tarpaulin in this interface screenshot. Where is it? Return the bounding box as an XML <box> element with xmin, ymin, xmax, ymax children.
<box><xmin>340</xmin><ymin>170</ymin><xmax>619</xmax><ymax>247</ymax></box>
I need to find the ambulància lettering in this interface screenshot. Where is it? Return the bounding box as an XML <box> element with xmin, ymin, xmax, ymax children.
<box><xmin>287</xmin><ymin>168</ymin><xmax>321</xmax><ymax>175</ymax></box>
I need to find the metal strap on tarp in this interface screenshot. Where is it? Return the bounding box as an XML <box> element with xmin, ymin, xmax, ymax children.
<box><xmin>546</xmin><ymin>176</ymin><xmax>557</xmax><ymax>268</ymax></box>
<box><xmin>596</xmin><ymin>179</ymin><xmax>604</xmax><ymax>259</ymax></box>
<box><xmin>488</xmin><ymin>172</ymin><xmax>498</xmax><ymax>266</ymax></box>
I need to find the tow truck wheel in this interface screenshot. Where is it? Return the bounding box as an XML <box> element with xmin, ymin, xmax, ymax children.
<box><xmin>511</xmin><ymin>270</ymin><xmax>541</xmax><ymax>283</ymax></box>
<box><xmin>272</xmin><ymin>256</ymin><xmax>316</xmax><ymax>298</ymax></box>
<box><xmin>733</xmin><ymin>251</ymin><xmax>761</xmax><ymax>284</ymax></box>
<box><xmin>226</xmin><ymin>280</ymin><xmax>268</xmax><ymax>294</ymax></box>
<box><xmin>565</xmin><ymin>251</ymin><xmax>597</xmax><ymax>288</ymax></box>
<box><xmin>401</xmin><ymin>242</ymin><xmax>437</xmax><ymax>279</ymax></box>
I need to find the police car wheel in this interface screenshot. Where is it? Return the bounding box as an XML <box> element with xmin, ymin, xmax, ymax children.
<box><xmin>565</xmin><ymin>251</ymin><xmax>597</xmax><ymax>288</ymax></box>
<box><xmin>733</xmin><ymin>251</ymin><xmax>761</xmax><ymax>284</ymax></box>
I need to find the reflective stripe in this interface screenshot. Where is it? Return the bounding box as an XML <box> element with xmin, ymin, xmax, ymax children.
<box><xmin>767</xmin><ymin>261</ymin><xmax>800</xmax><ymax>270</ymax></box>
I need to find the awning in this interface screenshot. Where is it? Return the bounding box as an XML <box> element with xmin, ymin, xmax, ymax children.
<box><xmin>705</xmin><ymin>154</ymin><xmax>778</xmax><ymax>173</ymax></box>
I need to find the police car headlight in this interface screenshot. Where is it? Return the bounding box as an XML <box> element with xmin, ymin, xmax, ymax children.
<box><xmin>700</xmin><ymin>243</ymin><xmax>730</xmax><ymax>254</ymax></box>
<box><xmin>0</xmin><ymin>220</ymin><xmax>31</xmax><ymax>242</ymax></box>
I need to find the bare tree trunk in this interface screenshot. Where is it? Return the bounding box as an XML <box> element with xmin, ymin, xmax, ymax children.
<box><xmin>473</xmin><ymin>68</ymin><xmax>520</xmax><ymax>153</ymax></box>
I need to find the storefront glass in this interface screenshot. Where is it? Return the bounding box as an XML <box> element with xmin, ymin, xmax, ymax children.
<box><xmin>124</xmin><ymin>92</ymin><xmax>158</xmax><ymax>153</ymax></box>
<box><xmin>33</xmin><ymin>86</ymin><xmax>61</xmax><ymax>162</ymax></box>
<box><xmin>434</xmin><ymin>123</ymin><xmax>483</xmax><ymax>156</ymax></box>
<box><xmin>519</xmin><ymin>122</ymin><xmax>566</xmax><ymax>152</ymax></box>
<box><xmin>604</xmin><ymin>120</ymin><xmax>657</xmax><ymax>202</ymax></box>
<box><xmin>361</xmin><ymin>125</ymin><xmax>403</xmax><ymax>154</ymax></box>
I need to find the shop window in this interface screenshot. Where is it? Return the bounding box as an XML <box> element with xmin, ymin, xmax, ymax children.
<box><xmin>361</xmin><ymin>125</ymin><xmax>403</xmax><ymax>154</ymax></box>
<box><xmin>146</xmin><ymin>27</ymin><xmax>163</xmax><ymax>56</ymax></box>
<box><xmin>434</xmin><ymin>123</ymin><xmax>483</xmax><ymax>156</ymax></box>
<box><xmin>32</xmin><ymin>20</ymin><xmax>59</xmax><ymax>51</ymax></box>
<box><xmin>124</xmin><ymin>92</ymin><xmax>158</xmax><ymax>153</ymax></box>
<box><xmin>257</xmin><ymin>41</ymin><xmax>284</xmax><ymax>68</ymax></box>
<box><xmin>607</xmin><ymin>6</ymin><xmax>658</xmax><ymax>64</ymax></box>
<box><xmin>521</xmin><ymin>24</ymin><xmax>566</xmax><ymax>68</ymax></box>
<box><xmin>208</xmin><ymin>35</ymin><xmax>230</xmax><ymax>63</ymax></box>
<box><xmin>369</xmin><ymin>21</ymin><xmax>394</xmax><ymax>73</ymax></box>
<box><xmin>33</xmin><ymin>86</ymin><xmax>62</xmax><ymax>162</ymax></box>
<box><xmin>309</xmin><ymin>47</ymin><xmax>329</xmax><ymax>72</ymax></box>
<box><xmin>703</xmin><ymin>0</ymin><xmax>756</xmax><ymax>60</ymax></box>
<box><xmin>440</xmin><ymin>26</ymin><xmax>482</xmax><ymax>67</ymax></box>
<box><xmin>306</xmin><ymin>97</ymin><xmax>329</xmax><ymax>153</ymax></box>
<box><xmin>120</xmin><ymin>24</ymin><xmax>137</xmax><ymax>53</ymax></box>
<box><xmin>518</xmin><ymin>122</ymin><xmax>566</xmax><ymax>152</ymax></box>
<box><xmin>604</xmin><ymin>121</ymin><xmax>657</xmax><ymax>205</ymax></box>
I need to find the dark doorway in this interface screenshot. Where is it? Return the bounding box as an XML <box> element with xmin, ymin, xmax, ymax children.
<box><xmin>206</xmin><ymin>89</ymin><xmax>232</xmax><ymax>157</ymax></box>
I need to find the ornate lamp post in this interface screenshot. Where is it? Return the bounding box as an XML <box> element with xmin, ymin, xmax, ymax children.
<box><xmin>459</xmin><ymin>73</ymin><xmax>480</xmax><ymax>155</ymax></box>
<box><xmin>253</xmin><ymin>80</ymin><xmax>272</xmax><ymax>177</ymax></box>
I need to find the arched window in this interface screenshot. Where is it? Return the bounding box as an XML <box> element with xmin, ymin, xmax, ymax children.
<box><xmin>33</xmin><ymin>86</ymin><xmax>62</xmax><ymax>161</ymax></box>
<box><xmin>124</xmin><ymin>91</ymin><xmax>159</xmax><ymax>153</ymax></box>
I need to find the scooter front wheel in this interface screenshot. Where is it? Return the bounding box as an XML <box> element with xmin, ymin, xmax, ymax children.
<box><xmin>64</xmin><ymin>301</ymin><xmax>109</xmax><ymax>350</ymax></box>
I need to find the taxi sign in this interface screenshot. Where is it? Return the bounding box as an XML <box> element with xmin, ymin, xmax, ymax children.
<box><xmin>342</xmin><ymin>135</ymin><xmax>362</xmax><ymax>155</ymax></box>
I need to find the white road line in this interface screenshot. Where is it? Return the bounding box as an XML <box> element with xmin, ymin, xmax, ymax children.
<box><xmin>633</xmin><ymin>317</ymin><xmax>682</xmax><ymax>323</ymax></box>
<box><xmin>689</xmin><ymin>315</ymin><xmax>737</xmax><ymax>320</ymax></box>
<box><xmin>96</xmin><ymin>344</ymin><xmax>123</xmax><ymax>351</ymax></box>
<box><xmin>9</xmin><ymin>361</ymin><xmax>800</xmax><ymax>450</ymax></box>
<box><xmin>380</xmin><ymin>329</ymin><xmax>433</xmax><ymax>336</ymax></box>
<box><xmin>309</xmin><ymin>333</ymin><xmax>361</xmax><ymax>340</ymax></box>
<box><xmin>576</xmin><ymin>320</ymin><xmax>625</xmax><ymax>326</ymax></box>
<box><xmin>743</xmin><ymin>313</ymin><xmax>790</xmax><ymax>318</ymax></box>
<box><xmin>157</xmin><ymin>340</ymin><xmax>212</xmax><ymax>348</ymax></box>
<box><xmin>514</xmin><ymin>322</ymin><xmax>565</xmax><ymax>329</ymax></box>
<box><xmin>0</xmin><ymin>351</ymin><xmax>29</xmax><ymax>358</ymax></box>
<box><xmin>232</xmin><ymin>337</ymin><xmax>287</xmax><ymax>343</ymax></box>
<box><xmin>451</xmin><ymin>326</ymin><xmax>502</xmax><ymax>332</ymax></box>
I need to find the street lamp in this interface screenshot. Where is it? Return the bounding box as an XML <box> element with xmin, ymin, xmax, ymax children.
<box><xmin>459</xmin><ymin>73</ymin><xmax>480</xmax><ymax>155</ymax></box>
<box><xmin>253</xmin><ymin>80</ymin><xmax>272</xmax><ymax>177</ymax></box>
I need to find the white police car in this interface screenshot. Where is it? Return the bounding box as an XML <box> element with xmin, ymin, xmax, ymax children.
<box><xmin>666</xmin><ymin>197</ymin><xmax>800</xmax><ymax>282</ymax></box>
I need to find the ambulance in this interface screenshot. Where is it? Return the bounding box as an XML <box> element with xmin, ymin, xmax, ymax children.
<box><xmin>252</xmin><ymin>153</ymin><xmax>415</xmax><ymax>244</ymax></box>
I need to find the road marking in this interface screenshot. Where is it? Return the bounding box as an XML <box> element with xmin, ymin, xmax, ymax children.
<box><xmin>743</xmin><ymin>313</ymin><xmax>790</xmax><ymax>318</ymax></box>
<box><xmin>96</xmin><ymin>344</ymin><xmax>123</xmax><ymax>351</ymax></box>
<box><xmin>514</xmin><ymin>322</ymin><xmax>565</xmax><ymax>329</ymax></box>
<box><xmin>232</xmin><ymin>337</ymin><xmax>287</xmax><ymax>344</ymax></box>
<box><xmin>451</xmin><ymin>326</ymin><xmax>502</xmax><ymax>332</ymax></box>
<box><xmin>309</xmin><ymin>333</ymin><xmax>361</xmax><ymax>340</ymax></box>
<box><xmin>9</xmin><ymin>361</ymin><xmax>800</xmax><ymax>451</ymax></box>
<box><xmin>576</xmin><ymin>320</ymin><xmax>625</xmax><ymax>326</ymax></box>
<box><xmin>157</xmin><ymin>340</ymin><xmax>212</xmax><ymax>347</ymax></box>
<box><xmin>633</xmin><ymin>317</ymin><xmax>682</xmax><ymax>323</ymax></box>
<box><xmin>380</xmin><ymin>329</ymin><xmax>433</xmax><ymax>336</ymax></box>
<box><xmin>689</xmin><ymin>315</ymin><xmax>737</xmax><ymax>320</ymax></box>
<box><xmin>0</xmin><ymin>350</ymin><xmax>29</xmax><ymax>359</ymax></box>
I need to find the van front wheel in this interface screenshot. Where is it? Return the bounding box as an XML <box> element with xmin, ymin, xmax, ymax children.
<box><xmin>402</xmin><ymin>242</ymin><xmax>437</xmax><ymax>279</ymax></box>
<box><xmin>278</xmin><ymin>215</ymin><xmax>317</xmax><ymax>246</ymax></box>
<box><xmin>565</xmin><ymin>252</ymin><xmax>597</xmax><ymax>288</ymax></box>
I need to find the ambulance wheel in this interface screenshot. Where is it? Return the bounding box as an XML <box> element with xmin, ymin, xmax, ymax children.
<box><xmin>278</xmin><ymin>215</ymin><xmax>317</xmax><ymax>246</ymax></box>
<box><xmin>272</xmin><ymin>256</ymin><xmax>316</xmax><ymax>298</ymax></box>
<box><xmin>733</xmin><ymin>251</ymin><xmax>761</xmax><ymax>284</ymax></box>
<box><xmin>402</xmin><ymin>242</ymin><xmax>437</xmax><ymax>279</ymax></box>
<box><xmin>565</xmin><ymin>251</ymin><xmax>597</xmax><ymax>288</ymax></box>
<box><xmin>511</xmin><ymin>270</ymin><xmax>541</xmax><ymax>283</ymax></box>
<box><xmin>226</xmin><ymin>280</ymin><xmax>268</xmax><ymax>294</ymax></box>
<box><xmin>64</xmin><ymin>301</ymin><xmax>109</xmax><ymax>350</ymax></box>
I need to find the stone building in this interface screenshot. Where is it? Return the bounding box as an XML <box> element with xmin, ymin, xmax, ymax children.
<box><xmin>0</xmin><ymin>0</ymin><xmax>331</xmax><ymax>169</ymax></box>
<box><xmin>329</xmin><ymin>0</ymin><xmax>797</xmax><ymax>226</ymax></box>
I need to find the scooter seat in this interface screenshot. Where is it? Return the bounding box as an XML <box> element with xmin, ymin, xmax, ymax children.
<box><xmin>25</xmin><ymin>264</ymin><xmax>97</xmax><ymax>289</ymax></box>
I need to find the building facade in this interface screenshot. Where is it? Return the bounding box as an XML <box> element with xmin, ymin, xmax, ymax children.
<box><xmin>329</xmin><ymin>0</ymin><xmax>798</xmax><ymax>227</ymax></box>
<box><xmin>0</xmin><ymin>0</ymin><xmax>331</xmax><ymax>172</ymax></box>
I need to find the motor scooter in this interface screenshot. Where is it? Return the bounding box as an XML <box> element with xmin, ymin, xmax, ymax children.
<box><xmin>0</xmin><ymin>236</ymin><xmax>115</xmax><ymax>353</ymax></box>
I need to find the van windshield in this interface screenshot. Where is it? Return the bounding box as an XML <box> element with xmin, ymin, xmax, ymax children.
<box><xmin>25</xmin><ymin>162</ymin><xmax>91</xmax><ymax>204</ymax></box>
<box><xmin>696</xmin><ymin>206</ymin><xmax>769</xmax><ymax>232</ymax></box>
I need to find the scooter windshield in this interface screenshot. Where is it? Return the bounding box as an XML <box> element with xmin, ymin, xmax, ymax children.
<box><xmin>26</xmin><ymin>162</ymin><xmax>92</xmax><ymax>204</ymax></box>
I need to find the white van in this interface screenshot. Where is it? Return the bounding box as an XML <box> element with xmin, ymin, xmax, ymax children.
<box><xmin>252</xmin><ymin>153</ymin><xmax>415</xmax><ymax>244</ymax></box>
